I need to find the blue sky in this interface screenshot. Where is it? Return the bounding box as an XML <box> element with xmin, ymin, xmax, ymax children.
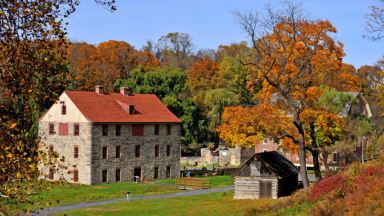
<box><xmin>67</xmin><ymin>0</ymin><xmax>383</xmax><ymax>68</ymax></box>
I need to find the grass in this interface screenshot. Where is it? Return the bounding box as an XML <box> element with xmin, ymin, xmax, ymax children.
<box><xmin>58</xmin><ymin>191</ymin><xmax>278</xmax><ymax>216</ymax></box>
<box><xmin>2</xmin><ymin>175</ymin><xmax>233</xmax><ymax>213</ymax></box>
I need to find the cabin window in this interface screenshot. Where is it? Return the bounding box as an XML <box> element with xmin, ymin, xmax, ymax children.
<box><xmin>48</xmin><ymin>168</ymin><xmax>54</xmax><ymax>180</ymax></box>
<box><xmin>102</xmin><ymin>170</ymin><xmax>107</xmax><ymax>183</ymax></box>
<box><xmin>116</xmin><ymin>146</ymin><xmax>121</xmax><ymax>158</ymax></box>
<box><xmin>115</xmin><ymin>169</ymin><xmax>121</xmax><ymax>182</ymax></box>
<box><xmin>59</xmin><ymin>123</ymin><xmax>68</xmax><ymax>136</ymax></box>
<box><xmin>49</xmin><ymin>123</ymin><xmax>55</xmax><ymax>135</ymax></box>
<box><xmin>61</xmin><ymin>105</ymin><xmax>66</xmax><ymax>115</ymax></box>
<box><xmin>154</xmin><ymin>124</ymin><xmax>160</xmax><ymax>135</ymax></box>
<box><xmin>73</xmin><ymin>169</ymin><xmax>78</xmax><ymax>182</ymax></box>
<box><xmin>132</xmin><ymin>124</ymin><xmax>144</xmax><ymax>136</ymax></box>
<box><xmin>155</xmin><ymin>145</ymin><xmax>159</xmax><ymax>157</ymax></box>
<box><xmin>74</xmin><ymin>146</ymin><xmax>79</xmax><ymax>159</ymax></box>
<box><xmin>135</xmin><ymin>145</ymin><xmax>140</xmax><ymax>158</ymax></box>
<box><xmin>102</xmin><ymin>125</ymin><xmax>108</xmax><ymax>136</ymax></box>
<box><xmin>102</xmin><ymin>146</ymin><xmax>108</xmax><ymax>159</ymax></box>
<box><xmin>74</xmin><ymin>123</ymin><xmax>80</xmax><ymax>136</ymax></box>
<box><xmin>166</xmin><ymin>124</ymin><xmax>171</xmax><ymax>135</ymax></box>
<box><xmin>154</xmin><ymin>167</ymin><xmax>159</xmax><ymax>179</ymax></box>
<box><xmin>166</xmin><ymin>145</ymin><xmax>171</xmax><ymax>156</ymax></box>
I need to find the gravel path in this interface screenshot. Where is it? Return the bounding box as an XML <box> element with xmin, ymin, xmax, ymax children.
<box><xmin>33</xmin><ymin>186</ymin><xmax>233</xmax><ymax>216</ymax></box>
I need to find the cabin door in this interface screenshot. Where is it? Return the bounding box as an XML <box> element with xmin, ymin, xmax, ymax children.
<box><xmin>259</xmin><ymin>180</ymin><xmax>272</xmax><ymax>198</ymax></box>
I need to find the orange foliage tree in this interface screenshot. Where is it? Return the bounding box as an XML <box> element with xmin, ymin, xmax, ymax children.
<box><xmin>69</xmin><ymin>40</ymin><xmax>160</xmax><ymax>91</ymax></box>
<box><xmin>226</xmin><ymin>2</ymin><xmax>348</xmax><ymax>186</ymax></box>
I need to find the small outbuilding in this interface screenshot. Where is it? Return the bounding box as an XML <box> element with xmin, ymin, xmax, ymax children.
<box><xmin>234</xmin><ymin>151</ymin><xmax>298</xmax><ymax>199</ymax></box>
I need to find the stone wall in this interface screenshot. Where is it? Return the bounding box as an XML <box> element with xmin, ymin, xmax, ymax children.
<box><xmin>39</xmin><ymin>121</ymin><xmax>93</xmax><ymax>185</ymax></box>
<box><xmin>91</xmin><ymin>123</ymin><xmax>181</xmax><ymax>184</ymax></box>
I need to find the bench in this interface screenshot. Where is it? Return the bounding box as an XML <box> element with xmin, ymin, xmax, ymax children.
<box><xmin>175</xmin><ymin>177</ymin><xmax>211</xmax><ymax>190</ymax></box>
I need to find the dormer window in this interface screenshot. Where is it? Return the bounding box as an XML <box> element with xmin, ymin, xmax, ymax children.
<box><xmin>129</xmin><ymin>105</ymin><xmax>135</xmax><ymax>115</ymax></box>
<box><xmin>61</xmin><ymin>105</ymin><xmax>66</xmax><ymax>115</ymax></box>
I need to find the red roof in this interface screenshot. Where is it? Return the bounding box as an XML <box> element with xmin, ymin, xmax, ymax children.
<box><xmin>65</xmin><ymin>91</ymin><xmax>181</xmax><ymax>123</ymax></box>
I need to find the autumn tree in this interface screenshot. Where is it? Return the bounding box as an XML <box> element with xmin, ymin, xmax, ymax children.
<box><xmin>0</xmin><ymin>0</ymin><xmax>115</xmax><ymax>213</ymax></box>
<box><xmin>233</xmin><ymin>2</ymin><xmax>346</xmax><ymax>187</ymax></box>
<box><xmin>69</xmin><ymin>40</ymin><xmax>160</xmax><ymax>91</ymax></box>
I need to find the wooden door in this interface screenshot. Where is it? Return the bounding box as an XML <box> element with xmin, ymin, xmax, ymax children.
<box><xmin>259</xmin><ymin>180</ymin><xmax>272</xmax><ymax>198</ymax></box>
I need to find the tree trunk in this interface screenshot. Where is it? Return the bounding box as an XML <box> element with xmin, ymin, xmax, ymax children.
<box><xmin>321</xmin><ymin>151</ymin><xmax>329</xmax><ymax>172</ymax></box>
<box><xmin>312</xmin><ymin>149</ymin><xmax>322</xmax><ymax>181</ymax></box>
<box><xmin>296</xmin><ymin>123</ymin><xmax>309</xmax><ymax>187</ymax></box>
<box><xmin>309</xmin><ymin>123</ymin><xmax>322</xmax><ymax>181</ymax></box>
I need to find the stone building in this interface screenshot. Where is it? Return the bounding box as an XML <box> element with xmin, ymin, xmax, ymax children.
<box><xmin>39</xmin><ymin>86</ymin><xmax>181</xmax><ymax>184</ymax></box>
<box><xmin>181</xmin><ymin>146</ymin><xmax>255</xmax><ymax>167</ymax></box>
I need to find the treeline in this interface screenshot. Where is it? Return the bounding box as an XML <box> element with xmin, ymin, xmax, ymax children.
<box><xmin>67</xmin><ymin>32</ymin><xmax>384</xmax><ymax>156</ymax></box>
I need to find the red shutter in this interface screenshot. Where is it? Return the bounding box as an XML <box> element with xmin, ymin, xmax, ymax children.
<box><xmin>132</xmin><ymin>125</ymin><xmax>144</xmax><ymax>136</ymax></box>
<box><xmin>59</xmin><ymin>123</ymin><xmax>68</xmax><ymax>136</ymax></box>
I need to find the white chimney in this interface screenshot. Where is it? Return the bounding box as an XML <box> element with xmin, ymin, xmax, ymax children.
<box><xmin>95</xmin><ymin>85</ymin><xmax>104</xmax><ymax>95</ymax></box>
<box><xmin>120</xmin><ymin>87</ymin><xmax>130</xmax><ymax>96</ymax></box>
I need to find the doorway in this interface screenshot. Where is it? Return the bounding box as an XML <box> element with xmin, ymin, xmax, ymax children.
<box><xmin>259</xmin><ymin>179</ymin><xmax>272</xmax><ymax>198</ymax></box>
<box><xmin>134</xmin><ymin>167</ymin><xmax>141</xmax><ymax>182</ymax></box>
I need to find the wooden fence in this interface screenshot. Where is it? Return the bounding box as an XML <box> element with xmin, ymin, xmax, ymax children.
<box><xmin>175</xmin><ymin>177</ymin><xmax>211</xmax><ymax>190</ymax></box>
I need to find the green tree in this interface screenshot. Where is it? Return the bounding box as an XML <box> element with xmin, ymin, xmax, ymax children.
<box><xmin>114</xmin><ymin>67</ymin><xmax>210</xmax><ymax>147</ymax></box>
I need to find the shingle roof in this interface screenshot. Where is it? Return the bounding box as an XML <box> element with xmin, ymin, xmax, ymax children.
<box><xmin>236</xmin><ymin>151</ymin><xmax>298</xmax><ymax>178</ymax></box>
<box><xmin>65</xmin><ymin>91</ymin><xmax>181</xmax><ymax>123</ymax></box>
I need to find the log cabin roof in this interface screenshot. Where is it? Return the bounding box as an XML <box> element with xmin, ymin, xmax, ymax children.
<box><xmin>235</xmin><ymin>151</ymin><xmax>298</xmax><ymax>178</ymax></box>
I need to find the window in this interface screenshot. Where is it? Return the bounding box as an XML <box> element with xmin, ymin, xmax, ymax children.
<box><xmin>154</xmin><ymin>124</ymin><xmax>160</xmax><ymax>135</ymax></box>
<box><xmin>102</xmin><ymin>125</ymin><xmax>108</xmax><ymax>136</ymax></box>
<box><xmin>49</xmin><ymin>145</ymin><xmax>54</xmax><ymax>154</ymax></box>
<box><xmin>263</xmin><ymin>138</ymin><xmax>268</xmax><ymax>144</ymax></box>
<box><xmin>129</xmin><ymin>105</ymin><xmax>135</xmax><ymax>114</ymax></box>
<box><xmin>59</xmin><ymin>123</ymin><xmax>68</xmax><ymax>136</ymax></box>
<box><xmin>48</xmin><ymin>168</ymin><xmax>54</xmax><ymax>180</ymax></box>
<box><xmin>332</xmin><ymin>152</ymin><xmax>338</xmax><ymax>163</ymax></box>
<box><xmin>61</xmin><ymin>105</ymin><xmax>66</xmax><ymax>115</ymax></box>
<box><xmin>155</xmin><ymin>145</ymin><xmax>159</xmax><ymax>157</ymax></box>
<box><xmin>74</xmin><ymin>123</ymin><xmax>80</xmax><ymax>136</ymax></box>
<box><xmin>102</xmin><ymin>170</ymin><xmax>107</xmax><ymax>183</ymax></box>
<box><xmin>132</xmin><ymin>124</ymin><xmax>144</xmax><ymax>136</ymax></box>
<box><xmin>73</xmin><ymin>169</ymin><xmax>78</xmax><ymax>182</ymax></box>
<box><xmin>74</xmin><ymin>146</ymin><xmax>79</xmax><ymax>159</ymax></box>
<box><xmin>135</xmin><ymin>145</ymin><xmax>140</xmax><ymax>157</ymax></box>
<box><xmin>116</xmin><ymin>146</ymin><xmax>121</xmax><ymax>158</ymax></box>
<box><xmin>102</xmin><ymin>146</ymin><xmax>108</xmax><ymax>159</ymax></box>
<box><xmin>49</xmin><ymin>123</ymin><xmax>55</xmax><ymax>135</ymax></box>
<box><xmin>115</xmin><ymin>125</ymin><xmax>121</xmax><ymax>136</ymax></box>
<box><xmin>166</xmin><ymin>124</ymin><xmax>171</xmax><ymax>135</ymax></box>
<box><xmin>166</xmin><ymin>145</ymin><xmax>171</xmax><ymax>156</ymax></box>
<box><xmin>154</xmin><ymin>167</ymin><xmax>159</xmax><ymax>179</ymax></box>
<box><xmin>166</xmin><ymin>165</ymin><xmax>171</xmax><ymax>178</ymax></box>
<box><xmin>115</xmin><ymin>169</ymin><xmax>121</xmax><ymax>182</ymax></box>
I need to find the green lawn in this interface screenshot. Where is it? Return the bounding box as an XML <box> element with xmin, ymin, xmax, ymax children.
<box><xmin>58</xmin><ymin>191</ymin><xmax>278</xmax><ymax>216</ymax></box>
<box><xmin>3</xmin><ymin>176</ymin><xmax>233</xmax><ymax>213</ymax></box>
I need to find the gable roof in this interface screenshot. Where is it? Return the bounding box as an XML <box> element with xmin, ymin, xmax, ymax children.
<box><xmin>236</xmin><ymin>151</ymin><xmax>298</xmax><ymax>178</ymax></box>
<box><xmin>64</xmin><ymin>91</ymin><xmax>181</xmax><ymax>123</ymax></box>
